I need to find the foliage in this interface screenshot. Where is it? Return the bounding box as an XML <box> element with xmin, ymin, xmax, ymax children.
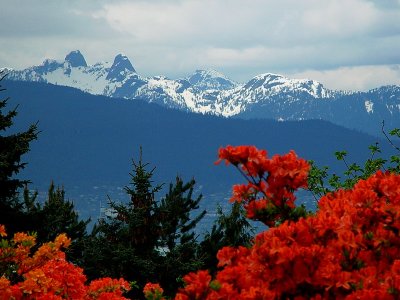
<box><xmin>24</xmin><ymin>182</ymin><xmax>90</xmax><ymax>264</ymax></box>
<box><xmin>0</xmin><ymin>73</ymin><xmax>89</xmax><ymax>268</ymax></box>
<box><xmin>83</xmin><ymin>153</ymin><xmax>206</xmax><ymax>298</ymax></box>
<box><xmin>199</xmin><ymin>202</ymin><xmax>253</xmax><ymax>275</ymax></box>
<box><xmin>0</xmin><ymin>71</ymin><xmax>38</xmax><ymax>234</ymax></box>
<box><xmin>308</xmin><ymin>124</ymin><xmax>400</xmax><ymax>199</ymax></box>
<box><xmin>0</xmin><ymin>224</ymin><xmax>130</xmax><ymax>299</ymax></box>
<box><xmin>174</xmin><ymin>146</ymin><xmax>400</xmax><ymax>299</ymax></box>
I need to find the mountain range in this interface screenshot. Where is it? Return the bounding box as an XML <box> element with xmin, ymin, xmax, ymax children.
<box><xmin>4</xmin><ymin>50</ymin><xmax>400</xmax><ymax>136</ymax></box>
<box><xmin>3</xmin><ymin>80</ymin><xmax>399</xmax><ymax>226</ymax></box>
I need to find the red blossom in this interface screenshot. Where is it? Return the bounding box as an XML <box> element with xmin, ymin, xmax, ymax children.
<box><xmin>0</xmin><ymin>226</ymin><xmax>130</xmax><ymax>299</ymax></box>
<box><xmin>216</xmin><ymin>146</ymin><xmax>311</xmax><ymax>226</ymax></box>
<box><xmin>175</xmin><ymin>148</ymin><xmax>400</xmax><ymax>299</ymax></box>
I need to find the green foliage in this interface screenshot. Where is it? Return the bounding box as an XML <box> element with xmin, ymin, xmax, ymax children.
<box><xmin>0</xmin><ymin>73</ymin><xmax>88</xmax><ymax>263</ymax></box>
<box><xmin>28</xmin><ymin>182</ymin><xmax>90</xmax><ymax>263</ymax></box>
<box><xmin>158</xmin><ymin>177</ymin><xmax>206</xmax><ymax>250</ymax></box>
<box><xmin>308</xmin><ymin>125</ymin><xmax>400</xmax><ymax>199</ymax></box>
<box><xmin>0</xmin><ymin>71</ymin><xmax>38</xmax><ymax>234</ymax></box>
<box><xmin>155</xmin><ymin>177</ymin><xmax>207</xmax><ymax>295</ymax></box>
<box><xmin>200</xmin><ymin>201</ymin><xmax>254</xmax><ymax>274</ymax></box>
<box><xmin>82</xmin><ymin>152</ymin><xmax>206</xmax><ymax>298</ymax></box>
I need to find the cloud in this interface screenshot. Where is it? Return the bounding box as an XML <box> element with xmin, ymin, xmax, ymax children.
<box><xmin>93</xmin><ymin>0</ymin><xmax>399</xmax><ymax>47</ymax></box>
<box><xmin>0</xmin><ymin>0</ymin><xmax>399</xmax><ymax>90</ymax></box>
<box><xmin>291</xmin><ymin>65</ymin><xmax>400</xmax><ymax>91</ymax></box>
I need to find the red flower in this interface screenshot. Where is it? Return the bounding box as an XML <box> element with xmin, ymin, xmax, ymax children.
<box><xmin>176</xmin><ymin>147</ymin><xmax>400</xmax><ymax>299</ymax></box>
<box><xmin>176</xmin><ymin>270</ymin><xmax>212</xmax><ymax>299</ymax></box>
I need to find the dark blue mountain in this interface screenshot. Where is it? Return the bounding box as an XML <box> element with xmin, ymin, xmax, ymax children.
<box><xmin>106</xmin><ymin>54</ymin><xmax>136</xmax><ymax>81</ymax></box>
<box><xmin>4</xmin><ymin>80</ymin><xmax>397</xmax><ymax>223</ymax></box>
<box><xmin>65</xmin><ymin>50</ymin><xmax>87</xmax><ymax>68</ymax></box>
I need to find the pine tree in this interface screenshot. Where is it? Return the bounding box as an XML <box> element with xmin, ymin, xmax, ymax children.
<box><xmin>28</xmin><ymin>182</ymin><xmax>90</xmax><ymax>263</ymax></box>
<box><xmin>200</xmin><ymin>201</ymin><xmax>254</xmax><ymax>274</ymax></box>
<box><xmin>156</xmin><ymin>177</ymin><xmax>206</xmax><ymax>295</ymax></box>
<box><xmin>0</xmin><ymin>71</ymin><xmax>38</xmax><ymax>234</ymax></box>
<box><xmin>82</xmin><ymin>151</ymin><xmax>206</xmax><ymax>298</ymax></box>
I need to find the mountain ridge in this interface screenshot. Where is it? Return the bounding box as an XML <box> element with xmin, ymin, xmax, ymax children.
<box><xmin>5</xmin><ymin>80</ymin><xmax>398</xmax><ymax>221</ymax></box>
<box><xmin>3</xmin><ymin>50</ymin><xmax>400</xmax><ymax>136</ymax></box>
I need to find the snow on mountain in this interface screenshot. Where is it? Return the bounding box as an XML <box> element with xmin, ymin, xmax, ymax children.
<box><xmin>106</xmin><ymin>54</ymin><xmax>136</xmax><ymax>81</ymax></box>
<box><xmin>187</xmin><ymin>69</ymin><xmax>237</xmax><ymax>91</ymax></box>
<box><xmin>3</xmin><ymin>50</ymin><xmax>400</xmax><ymax>136</ymax></box>
<box><xmin>5</xmin><ymin>51</ymin><xmax>241</xmax><ymax>113</ymax></box>
<box><xmin>242</xmin><ymin>73</ymin><xmax>335</xmax><ymax>98</ymax></box>
<box><xmin>5</xmin><ymin>50</ymin><xmax>335</xmax><ymax>116</ymax></box>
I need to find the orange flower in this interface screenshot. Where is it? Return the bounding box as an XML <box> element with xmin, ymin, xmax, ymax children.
<box><xmin>86</xmin><ymin>277</ymin><xmax>131</xmax><ymax>299</ymax></box>
<box><xmin>1</xmin><ymin>226</ymin><xmax>130</xmax><ymax>299</ymax></box>
<box><xmin>0</xmin><ymin>224</ymin><xmax>6</xmax><ymax>237</ymax></box>
<box><xmin>176</xmin><ymin>147</ymin><xmax>400</xmax><ymax>299</ymax></box>
<box><xmin>13</xmin><ymin>232</ymin><xmax>36</xmax><ymax>246</ymax></box>
<box><xmin>176</xmin><ymin>270</ymin><xmax>212</xmax><ymax>299</ymax></box>
<box><xmin>143</xmin><ymin>282</ymin><xmax>164</xmax><ymax>300</ymax></box>
<box><xmin>54</xmin><ymin>233</ymin><xmax>71</xmax><ymax>249</ymax></box>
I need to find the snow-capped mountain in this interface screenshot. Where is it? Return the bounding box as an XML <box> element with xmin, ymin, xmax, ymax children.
<box><xmin>4</xmin><ymin>50</ymin><xmax>400</xmax><ymax>136</ymax></box>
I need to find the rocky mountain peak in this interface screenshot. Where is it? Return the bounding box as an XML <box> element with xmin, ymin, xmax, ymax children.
<box><xmin>65</xmin><ymin>50</ymin><xmax>87</xmax><ymax>68</ymax></box>
<box><xmin>106</xmin><ymin>54</ymin><xmax>136</xmax><ymax>81</ymax></box>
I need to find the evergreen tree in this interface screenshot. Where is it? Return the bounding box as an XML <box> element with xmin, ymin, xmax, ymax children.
<box><xmin>0</xmin><ymin>71</ymin><xmax>38</xmax><ymax>234</ymax></box>
<box><xmin>156</xmin><ymin>177</ymin><xmax>206</xmax><ymax>295</ymax></box>
<box><xmin>28</xmin><ymin>182</ymin><xmax>90</xmax><ymax>263</ymax></box>
<box><xmin>200</xmin><ymin>201</ymin><xmax>254</xmax><ymax>274</ymax></box>
<box><xmin>82</xmin><ymin>152</ymin><xmax>206</xmax><ymax>298</ymax></box>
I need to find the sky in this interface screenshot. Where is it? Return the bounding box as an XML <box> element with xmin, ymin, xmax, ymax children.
<box><xmin>1</xmin><ymin>0</ymin><xmax>400</xmax><ymax>91</ymax></box>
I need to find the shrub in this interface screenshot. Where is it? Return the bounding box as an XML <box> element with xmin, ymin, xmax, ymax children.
<box><xmin>175</xmin><ymin>146</ymin><xmax>400</xmax><ymax>299</ymax></box>
<box><xmin>0</xmin><ymin>225</ymin><xmax>130</xmax><ymax>299</ymax></box>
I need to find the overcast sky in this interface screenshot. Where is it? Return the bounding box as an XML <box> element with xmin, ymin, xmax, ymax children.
<box><xmin>1</xmin><ymin>0</ymin><xmax>400</xmax><ymax>91</ymax></box>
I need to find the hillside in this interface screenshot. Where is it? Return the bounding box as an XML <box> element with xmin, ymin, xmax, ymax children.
<box><xmin>4</xmin><ymin>80</ymin><xmax>397</xmax><ymax>223</ymax></box>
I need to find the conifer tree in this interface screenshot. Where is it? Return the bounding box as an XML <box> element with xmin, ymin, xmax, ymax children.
<box><xmin>83</xmin><ymin>151</ymin><xmax>206</xmax><ymax>298</ymax></box>
<box><xmin>0</xmin><ymin>71</ymin><xmax>38</xmax><ymax>234</ymax></box>
<box><xmin>156</xmin><ymin>177</ymin><xmax>206</xmax><ymax>295</ymax></box>
<box><xmin>29</xmin><ymin>182</ymin><xmax>90</xmax><ymax>263</ymax></box>
<box><xmin>200</xmin><ymin>201</ymin><xmax>254</xmax><ymax>274</ymax></box>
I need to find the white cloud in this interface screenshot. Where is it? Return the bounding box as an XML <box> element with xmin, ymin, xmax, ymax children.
<box><xmin>0</xmin><ymin>0</ymin><xmax>399</xmax><ymax>90</ymax></box>
<box><xmin>291</xmin><ymin>65</ymin><xmax>400</xmax><ymax>91</ymax></box>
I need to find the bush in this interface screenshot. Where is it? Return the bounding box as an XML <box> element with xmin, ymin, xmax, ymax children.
<box><xmin>0</xmin><ymin>225</ymin><xmax>130</xmax><ymax>299</ymax></box>
<box><xmin>174</xmin><ymin>145</ymin><xmax>400</xmax><ymax>299</ymax></box>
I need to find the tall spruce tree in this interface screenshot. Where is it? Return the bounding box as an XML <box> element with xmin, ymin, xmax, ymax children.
<box><xmin>0</xmin><ymin>71</ymin><xmax>38</xmax><ymax>234</ymax></box>
<box><xmin>83</xmin><ymin>151</ymin><xmax>206</xmax><ymax>298</ymax></box>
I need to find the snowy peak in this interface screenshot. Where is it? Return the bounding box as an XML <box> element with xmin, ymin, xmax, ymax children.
<box><xmin>65</xmin><ymin>50</ymin><xmax>87</xmax><ymax>68</ymax></box>
<box><xmin>106</xmin><ymin>54</ymin><xmax>136</xmax><ymax>81</ymax></box>
<box><xmin>187</xmin><ymin>69</ymin><xmax>238</xmax><ymax>91</ymax></box>
<box><xmin>243</xmin><ymin>73</ymin><xmax>332</xmax><ymax>98</ymax></box>
<box><xmin>36</xmin><ymin>59</ymin><xmax>63</xmax><ymax>74</ymax></box>
<box><xmin>5</xmin><ymin>50</ymin><xmax>400</xmax><ymax>138</ymax></box>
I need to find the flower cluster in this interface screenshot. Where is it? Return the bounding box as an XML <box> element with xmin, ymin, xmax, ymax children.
<box><xmin>143</xmin><ymin>282</ymin><xmax>165</xmax><ymax>300</ymax></box>
<box><xmin>216</xmin><ymin>145</ymin><xmax>310</xmax><ymax>226</ymax></box>
<box><xmin>175</xmin><ymin>148</ymin><xmax>400</xmax><ymax>299</ymax></box>
<box><xmin>0</xmin><ymin>227</ymin><xmax>130</xmax><ymax>299</ymax></box>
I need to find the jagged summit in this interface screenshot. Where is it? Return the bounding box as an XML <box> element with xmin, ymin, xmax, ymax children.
<box><xmin>106</xmin><ymin>54</ymin><xmax>136</xmax><ymax>81</ymax></box>
<box><xmin>5</xmin><ymin>50</ymin><xmax>400</xmax><ymax>137</ymax></box>
<box><xmin>187</xmin><ymin>69</ymin><xmax>237</xmax><ymax>91</ymax></box>
<box><xmin>65</xmin><ymin>50</ymin><xmax>87</xmax><ymax>68</ymax></box>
